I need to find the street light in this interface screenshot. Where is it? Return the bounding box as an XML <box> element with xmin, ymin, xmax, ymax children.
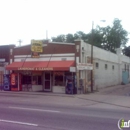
<box><xmin>91</xmin><ymin>20</ymin><xmax>106</xmax><ymax>92</ymax></box>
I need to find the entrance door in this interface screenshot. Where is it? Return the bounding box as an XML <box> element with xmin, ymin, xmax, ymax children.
<box><xmin>44</xmin><ymin>72</ymin><xmax>51</xmax><ymax>91</ymax></box>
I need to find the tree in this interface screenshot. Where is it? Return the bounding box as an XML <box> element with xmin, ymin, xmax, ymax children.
<box><xmin>66</xmin><ymin>33</ymin><xmax>75</xmax><ymax>43</ymax></box>
<box><xmin>101</xmin><ymin>18</ymin><xmax>129</xmax><ymax>52</ymax></box>
<box><xmin>51</xmin><ymin>35</ymin><xmax>66</xmax><ymax>42</ymax></box>
<box><xmin>122</xmin><ymin>46</ymin><xmax>130</xmax><ymax>57</ymax></box>
<box><xmin>87</xmin><ymin>26</ymin><xmax>104</xmax><ymax>48</ymax></box>
<box><xmin>51</xmin><ymin>18</ymin><xmax>129</xmax><ymax>53</ymax></box>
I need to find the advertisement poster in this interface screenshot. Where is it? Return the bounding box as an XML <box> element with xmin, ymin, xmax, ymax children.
<box><xmin>65</xmin><ymin>75</ymin><xmax>74</xmax><ymax>94</ymax></box>
<box><xmin>3</xmin><ymin>74</ymin><xmax>10</xmax><ymax>91</ymax></box>
<box><xmin>11</xmin><ymin>73</ymin><xmax>18</xmax><ymax>91</ymax></box>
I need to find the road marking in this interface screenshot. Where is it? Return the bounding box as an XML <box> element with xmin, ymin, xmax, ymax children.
<box><xmin>9</xmin><ymin>106</ymin><xmax>61</xmax><ymax>113</ymax></box>
<box><xmin>0</xmin><ymin>119</ymin><xmax>38</xmax><ymax>126</ymax></box>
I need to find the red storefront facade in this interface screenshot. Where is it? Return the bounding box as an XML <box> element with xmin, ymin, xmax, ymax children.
<box><xmin>6</xmin><ymin>40</ymin><xmax>81</xmax><ymax>94</ymax></box>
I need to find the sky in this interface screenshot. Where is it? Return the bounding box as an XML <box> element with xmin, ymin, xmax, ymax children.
<box><xmin>0</xmin><ymin>0</ymin><xmax>130</xmax><ymax>46</ymax></box>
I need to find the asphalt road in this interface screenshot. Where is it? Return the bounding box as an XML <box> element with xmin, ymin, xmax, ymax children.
<box><xmin>0</xmin><ymin>93</ymin><xmax>129</xmax><ymax>130</ymax></box>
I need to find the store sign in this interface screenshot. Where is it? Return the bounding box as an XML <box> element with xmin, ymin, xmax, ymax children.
<box><xmin>31</xmin><ymin>52</ymin><xmax>40</xmax><ymax>58</ymax></box>
<box><xmin>77</xmin><ymin>63</ymin><xmax>93</xmax><ymax>70</ymax></box>
<box><xmin>31</xmin><ymin>40</ymin><xmax>43</xmax><ymax>52</ymax></box>
<box><xmin>0</xmin><ymin>59</ymin><xmax>5</xmax><ymax>62</ymax></box>
<box><xmin>18</xmin><ymin>67</ymin><xmax>53</xmax><ymax>71</ymax></box>
<box><xmin>70</xmin><ymin>67</ymin><xmax>76</xmax><ymax>72</ymax></box>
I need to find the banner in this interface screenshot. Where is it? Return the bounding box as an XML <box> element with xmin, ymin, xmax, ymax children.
<box><xmin>31</xmin><ymin>40</ymin><xmax>43</xmax><ymax>52</ymax></box>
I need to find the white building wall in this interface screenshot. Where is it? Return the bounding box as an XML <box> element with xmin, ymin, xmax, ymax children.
<box><xmin>79</xmin><ymin>40</ymin><xmax>130</xmax><ymax>89</ymax></box>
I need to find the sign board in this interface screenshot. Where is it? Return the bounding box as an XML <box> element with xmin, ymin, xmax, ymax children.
<box><xmin>18</xmin><ymin>67</ymin><xmax>53</xmax><ymax>71</ymax></box>
<box><xmin>70</xmin><ymin>67</ymin><xmax>76</xmax><ymax>72</ymax></box>
<box><xmin>0</xmin><ymin>59</ymin><xmax>5</xmax><ymax>62</ymax></box>
<box><xmin>31</xmin><ymin>52</ymin><xmax>40</xmax><ymax>58</ymax></box>
<box><xmin>31</xmin><ymin>40</ymin><xmax>43</xmax><ymax>52</ymax></box>
<box><xmin>77</xmin><ymin>63</ymin><xmax>93</xmax><ymax>70</ymax></box>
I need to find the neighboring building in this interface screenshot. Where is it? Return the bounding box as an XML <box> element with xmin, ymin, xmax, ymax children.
<box><xmin>80</xmin><ymin>40</ymin><xmax>130</xmax><ymax>91</ymax></box>
<box><xmin>0</xmin><ymin>44</ymin><xmax>15</xmax><ymax>88</ymax></box>
<box><xmin>5</xmin><ymin>39</ymin><xmax>130</xmax><ymax>94</ymax></box>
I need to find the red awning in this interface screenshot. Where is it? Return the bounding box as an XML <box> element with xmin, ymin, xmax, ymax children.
<box><xmin>6</xmin><ymin>61</ymin><xmax>75</xmax><ymax>71</ymax></box>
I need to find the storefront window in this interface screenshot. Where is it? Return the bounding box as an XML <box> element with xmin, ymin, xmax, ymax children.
<box><xmin>22</xmin><ymin>75</ymin><xmax>32</xmax><ymax>84</ymax></box>
<box><xmin>32</xmin><ymin>75</ymin><xmax>42</xmax><ymax>85</ymax></box>
<box><xmin>54</xmin><ymin>72</ymin><xmax>64</xmax><ymax>86</ymax></box>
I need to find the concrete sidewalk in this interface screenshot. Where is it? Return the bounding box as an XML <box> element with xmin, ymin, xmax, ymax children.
<box><xmin>0</xmin><ymin>83</ymin><xmax>130</xmax><ymax>109</ymax></box>
<box><xmin>76</xmin><ymin>94</ymin><xmax>130</xmax><ymax>109</ymax></box>
<box><xmin>76</xmin><ymin>83</ymin><xmax>130</xmax><ymax>108</ymax></box>
<box><xmin>96</xmin><ymin>83</ymin><xmax>130</xmax><ymax>96</ymax></box>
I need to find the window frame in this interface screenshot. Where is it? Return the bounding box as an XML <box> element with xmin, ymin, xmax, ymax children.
<box><xmin>95</xmin><ymin>62</ymin><xmax>99</xmax><ymax>69</ymax></box>
<box><xmin>54</xmin><ymin>72</ymin><xmax>65</xmax><ymax>86</ymax></box>
<box><xmin>105</xmin><ymin>64</ymin><xmax>107</xmax><ymax>69</ymax></box>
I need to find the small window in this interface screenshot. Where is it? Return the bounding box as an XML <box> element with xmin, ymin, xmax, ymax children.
<box><xmin>112</xmin><ymin>65</ymin><xmax>114</xmax><ymax>70</ymax></box>
<box><xmin>105</xmin><ymin>64</ymin><xmax>107</xmax><ymax>69</ymax></box>
<box><xmin>95</xmin><ymin>62</ymin><xmax>99</xmax><ymax>68</ymax></box>
<box><xmin>127</xmin><ymin>65</ymin><xmax>129</xmax><ymax>70</ymax></box>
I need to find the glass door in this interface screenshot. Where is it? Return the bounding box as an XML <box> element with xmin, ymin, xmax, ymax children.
<box><xmin>44</xmin><ymin>72</ymin><xmax>51</xmax><ymax>91</ymax></box>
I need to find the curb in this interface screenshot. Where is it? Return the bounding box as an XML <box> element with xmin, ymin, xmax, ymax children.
<box><xmin>1</xmin><ymin>91</ymin><xmax>130</xmax><ymax>109</ymax></box>
<box><xmin>0</xmin><ymin>91</ymin><xmax>75</xmax><ymax>98</ymax></box>
<box><xmin>76</xmin><ymin>97</ymin><xmax>130</xmax><ymax>109</ymax></box>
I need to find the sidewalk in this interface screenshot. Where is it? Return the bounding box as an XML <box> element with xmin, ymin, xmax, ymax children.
<box><xmin>96</xmin><ymin>83</ymin><xmax>130</xmax><ymax>96</ymax></box>
<box><xmin>76</xmin><ymin>83</ymin><xmax>130</xmax><ymax>108</ymax></box>
<box><xmin>0</xmin><ymin>84</ymin><xmax>130</xmax><ymax>109</ymax></box>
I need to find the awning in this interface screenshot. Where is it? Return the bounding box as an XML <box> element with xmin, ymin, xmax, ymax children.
<box><xmin>6</xmin><ymin>61</ymin><xmax>75</xmax><ymax>71</ymax></box>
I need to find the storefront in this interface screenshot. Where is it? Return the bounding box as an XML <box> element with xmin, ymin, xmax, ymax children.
<box><xmin>5</xmin><ymin>39</ymin><xmax>81</xmax><ymax>94</ymax></box>
<box><xmin>6</xmin><ymin>60</ymin><xmax>76</xmax><ymax>94</ymax></box>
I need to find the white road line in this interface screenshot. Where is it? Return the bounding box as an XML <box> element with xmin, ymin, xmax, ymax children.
<box><xmin>9</xmin><ymin>106</ymin><xmax>61</xmax><ymax>113</ymax></box>
<box><xmin>0</xmin><ymin>119</ymin><xmax>38</xmax><ymax>126</ymax></box>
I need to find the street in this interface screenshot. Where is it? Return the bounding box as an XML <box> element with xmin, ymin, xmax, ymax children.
<box><xmin>0</xmin><ymin>92</ymin><xmax>129</xmax><ymax>130</ymax></box>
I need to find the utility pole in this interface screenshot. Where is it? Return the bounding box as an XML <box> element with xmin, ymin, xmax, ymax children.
<box><xmin>90</xmin><ymin>20</ymin><xmax>106</xmax><ymax>93</ymax></box>
<box><xmin>91</xmin><ymin>21</ymin><xmax>94</xmax><ymax>92</ymax></box>
<box><xmin>46</xmin><ymin>30</ymin><xmax>48</xmax><ymax>40</ymax></box>
<box><xmin>18</xmin><ymin>39</ymin><xmax>22</xmax><ymax>46</ymax></box>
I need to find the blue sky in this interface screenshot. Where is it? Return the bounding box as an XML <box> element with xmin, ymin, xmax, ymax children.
<box><xmin>0</xmin><ymin>0</ymin><xmax>130</xmax><ymax>46</ymax></box>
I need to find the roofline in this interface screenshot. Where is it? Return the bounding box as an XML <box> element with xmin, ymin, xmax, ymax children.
<box><xmin>15</xmin><ymin>43</ymin><xmax>48</xmax><ymax>49</ymax></box>
<box><xmin>0</xmin><ymin>44</ymin><xmax>15</xmax><ymax>47</ymax></box>
<box><xmin>50</xmin><ymin>42</ymin><xmax>75</xmax><ymax>45</ymax></box>
<box><xmin>15</xmin><ymin>44</ymin><xmax>30</xmax><ymax>48</ymax></box>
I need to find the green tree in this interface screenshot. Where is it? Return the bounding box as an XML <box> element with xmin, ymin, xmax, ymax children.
<box><xmin>66</xmin><ymin>33</ymin><xmax>75</xmax><ymax>43</ymax></box>
<box><xmin>101</xmin><ymin>18</ymin><xmax>129</xmax><ymax>52</ymax></box>
<box><xmin>87</xmin><ymin>26</ymin><xmax>104</xmax><ymax>48</ymax></box>
<box><xmin>51</xmin><ymin>18</ymin><xmax>129</xmax><ymax>53</ymax></box>
<box><xmin>52</xmin><ymin>34</ymin><xmax>66</xmax><ymax>42</ymax></box>
<box><xmin>122</xmin><ymin>46</ymin><xmax>130</xmax><ymax>57</ymax></box>
<box><xmin>74</xmin><ymin>31</ymin><xmax>88</xmax><ymax>42</ymax></box>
